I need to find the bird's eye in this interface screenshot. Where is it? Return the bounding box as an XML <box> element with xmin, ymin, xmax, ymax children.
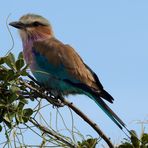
<box><xmin>33</xmin><ymin>21</ymin><xmax>41</xmax><ymax>27</ymax></box>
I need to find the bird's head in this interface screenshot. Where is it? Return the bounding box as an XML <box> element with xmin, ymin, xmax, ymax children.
<box><xmin>9</xmin><ymin>14</ymin><xmax>54</xmax><ymax>42</ymax></box>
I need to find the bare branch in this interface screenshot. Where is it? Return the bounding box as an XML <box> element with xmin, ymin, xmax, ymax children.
<box><xmin>63</xmin><ymin>99</ymin><xmax>114</xmax><ymax>148</ymax></box>
<box><xmin>29</xmin><ymin>118</ymin><xmax>77</xmax><ymax>148</ymax></box>
<box><xmin>20</xmin><ymin>79</ymin><xmax>114</xmax><ymax>147</ymax></box>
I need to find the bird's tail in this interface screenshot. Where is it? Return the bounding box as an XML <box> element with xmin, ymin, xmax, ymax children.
<box><xmin>92</xmin><ymin>95</ymin><xmax>126</xmax><ymax>130</ymax></box>
<box><xmin>92</xmin><ymin>96</ymin><xmax>142</xmax><ymax>144</ymax></box>
<box><xmin>63</xmin><ymin>79</ymin><xmax>130</xmax><ymax>132</ymax></box>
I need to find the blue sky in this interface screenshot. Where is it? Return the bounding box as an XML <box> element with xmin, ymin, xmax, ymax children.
<box><xmin>0</xmin><ymin>0</ymin><xmax>148</xmax><ymax>146</ymax></box>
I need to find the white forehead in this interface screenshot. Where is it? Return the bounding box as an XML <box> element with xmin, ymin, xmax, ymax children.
<box><xmin>19</xmin><ymin>14</ymin><xmax>50</xmax><ymax>25</ymax></box>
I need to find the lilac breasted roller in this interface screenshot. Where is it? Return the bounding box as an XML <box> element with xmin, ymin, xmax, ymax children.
<box><xmin>9</xmin><ymin>14</ymin><xmax>127</xmax><ymax>131</ymax></box>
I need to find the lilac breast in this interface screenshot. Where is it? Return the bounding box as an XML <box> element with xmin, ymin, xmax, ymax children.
<box><xmin>22</xmin><ymin>40</ymin><xmax>36</xmax><ymax>70</ymax></box>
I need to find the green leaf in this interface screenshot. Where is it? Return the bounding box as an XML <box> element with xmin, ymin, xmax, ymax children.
<box><xmin>130</xmin><ymin>130</ymin><xmax>140</xmax><ymax>148</ymax></box>
<box><xmin>8</xmin><ymin>53</ymin><xmax>15</xmax><ymax>63</ymax></box>
<box><xmin>17</xmin><ymin>99</ymin><xmax>27</xmax><ymax>110</ymax></box>
<box><xmin>118</xmin><ymin>142</ymin><xmax>133</xmax><ymax>148</ymax></box>
<box><xmin>0</xmin><ymin>104</ymin><xmax>6</xmax><ymax>109</ymax></box>
<box><xmin>20</xmin><ymin>65</ymin><xmax>28</xmax><ymax>76</ymax></box>
<box><xmin>3</xmin><ymin>115</ymin><xmax>12</xmax><ymax>129</ymax></box>
<box><xmin>5</xmin><ymin>53</ymin><xmax>16</xmax><ymax>69</ymax></box>
<box><xmin>141</xmin><ymin>133</ymin><xmax>148</xmax><ymax>146</ymax></box>
<box><xmin>15</xmin><ymin>99</ymin><xmax>28</xmax><ymax>124</ymax></box>
<box><xmin>9</xmin><ymin>93</ymin><xmax>18</xmax><ymax>104</ymax></box>
<box><xmin>0</xmin><ymin>57</ymin><xmax>5</xmax><ymax>65</ymax></box>
<box><xmin>15</xmin><ymin>111</ymin><xmax>24</xmax><ymax>124</ymax></box>
<box><xmin>5</xmin><ymin>69</ymin><xmax>15</xmax><ymax>81</ymax></box>
<box><xmin>15</xmin><ymin>59</ymin><xmax>25</xmax><ymax>71</ymax></box>
<box><xmin>18</xmin><ymin>52</ymin><xmax>23</xmax><ymax>60</ymax></box>
<box><xmin>11</xmin><ymin>85</ymin><xmax>20</xmax><ymax>93</ymax></box>
<box><xmin>20</xmin><ymin>70</ymin><xmax>28</xmax><ymax>76</ymax></box>
<box><xmin>22</xmin><ymin>108</ymin><xmax>33</xmax><ymax>122</ymax></box>
<box><xmin>23</xmin><ymin>108</ymin><xmax>33</xmax><ymax>117</ymax></box>
<box><xmin>78</xmin><ymin>138</ymin><xmax>97</xmax><ymax>148</ymax></box>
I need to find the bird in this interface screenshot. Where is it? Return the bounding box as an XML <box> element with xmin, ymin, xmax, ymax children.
<box><xmin>9</xmin><ymin>14</ymin><xmax>127</xmax><ymax>131</ymax></box>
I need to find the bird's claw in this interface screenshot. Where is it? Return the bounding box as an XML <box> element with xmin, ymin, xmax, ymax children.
<box><xmin>51</xmin><ymin>95</ymin><xmax>65</xmax><ymax>108</ymax></box>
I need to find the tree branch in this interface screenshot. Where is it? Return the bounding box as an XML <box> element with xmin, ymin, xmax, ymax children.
<box><xmin>29</xmin><ymin>118</ymin><xmax>77</xmax><ymax>148</ymax></box>
<box><xmin>63</xmin><ymin>99</ymin><xmax>114</xmax><ymax>148</ymax></box>
<box><xmin>20</xmin><ymin>79</ymin><xmax>114</xmax><ymax>148</ymax></box>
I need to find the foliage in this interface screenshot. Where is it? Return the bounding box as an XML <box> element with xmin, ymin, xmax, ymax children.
<box><xmin>117</xmin><ymin>130</ymin><xmax>148</xmax><ymax>148</ymax></box>
<box><xmin>0</xmin><ymin>52</ymin><xmax>31</xmax><ymax>128</ymax></box>
<box><xmin>0</xmin><ymin>52</ymin><xmax>147</xmax><ymax>148</ymax></box>
<box><xmin>77</xmin><ymin>138</ymin><xmax>98</xmax><ymax>148</ymax></box>
<box><xmin>0</xmin><ymin>52</ymin><xmax>100</xmax><ymax>147</ymax></box>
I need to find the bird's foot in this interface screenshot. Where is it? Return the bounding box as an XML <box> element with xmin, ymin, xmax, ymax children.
<box><xmin>51</xmin><ymin>95</ymin><xmax>65</xmax><ymax>108</ymax></box>
<box><xmin>36</xmin><ymin>88</ymin><xmax>65</xmax><ymax>108</ymax></box>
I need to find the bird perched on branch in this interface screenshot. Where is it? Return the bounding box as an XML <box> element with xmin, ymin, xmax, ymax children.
<box><xmin>9</xmin><ymin>14</ymin><xmax>126</xmax><ymax>131</ymax></box>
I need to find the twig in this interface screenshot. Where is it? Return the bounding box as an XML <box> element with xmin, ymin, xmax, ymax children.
<box><xmin>20</xmin><ymin>79</ymin><xmax>114</xmax><ymax>147</ymax></box>
<box><xmin>19</xmin><ymin>79</ymin><xmax>64</xmax><ymax>107</ymax></box>
<box><xmin>29</xmin><ymin>118</ymin><xmax>77</xmax><ymax>148</ymax></box>
<box><xmin>5</xmin><ymin>13</ymin><xmax>14</xmax><ymax>56</ymax></box>
<box><xmin>63</xmin><ymin>99</ymin><xmax>114</xmax><ymax>148</ymax></box>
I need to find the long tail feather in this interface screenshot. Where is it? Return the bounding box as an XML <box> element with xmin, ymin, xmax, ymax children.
<box><xmin>92</xmin><ymin>96</ymin><xmax>126</xmax><ymax>130</ymax></box>
<box><xmin>92</xmin><ymin>96</ymin><xmax>144</xmax><ymax>144</ymax></box>
<box><xmin>63</xmin><ymin>79</ymin><xmax>128</xmax><ymax>131</ymax></box>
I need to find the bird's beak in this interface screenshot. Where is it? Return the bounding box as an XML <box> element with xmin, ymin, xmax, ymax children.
<box><xmin>9</xmin><ymin>21</ymin><xmax>25</xmax><ymax>29</ymax></box>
